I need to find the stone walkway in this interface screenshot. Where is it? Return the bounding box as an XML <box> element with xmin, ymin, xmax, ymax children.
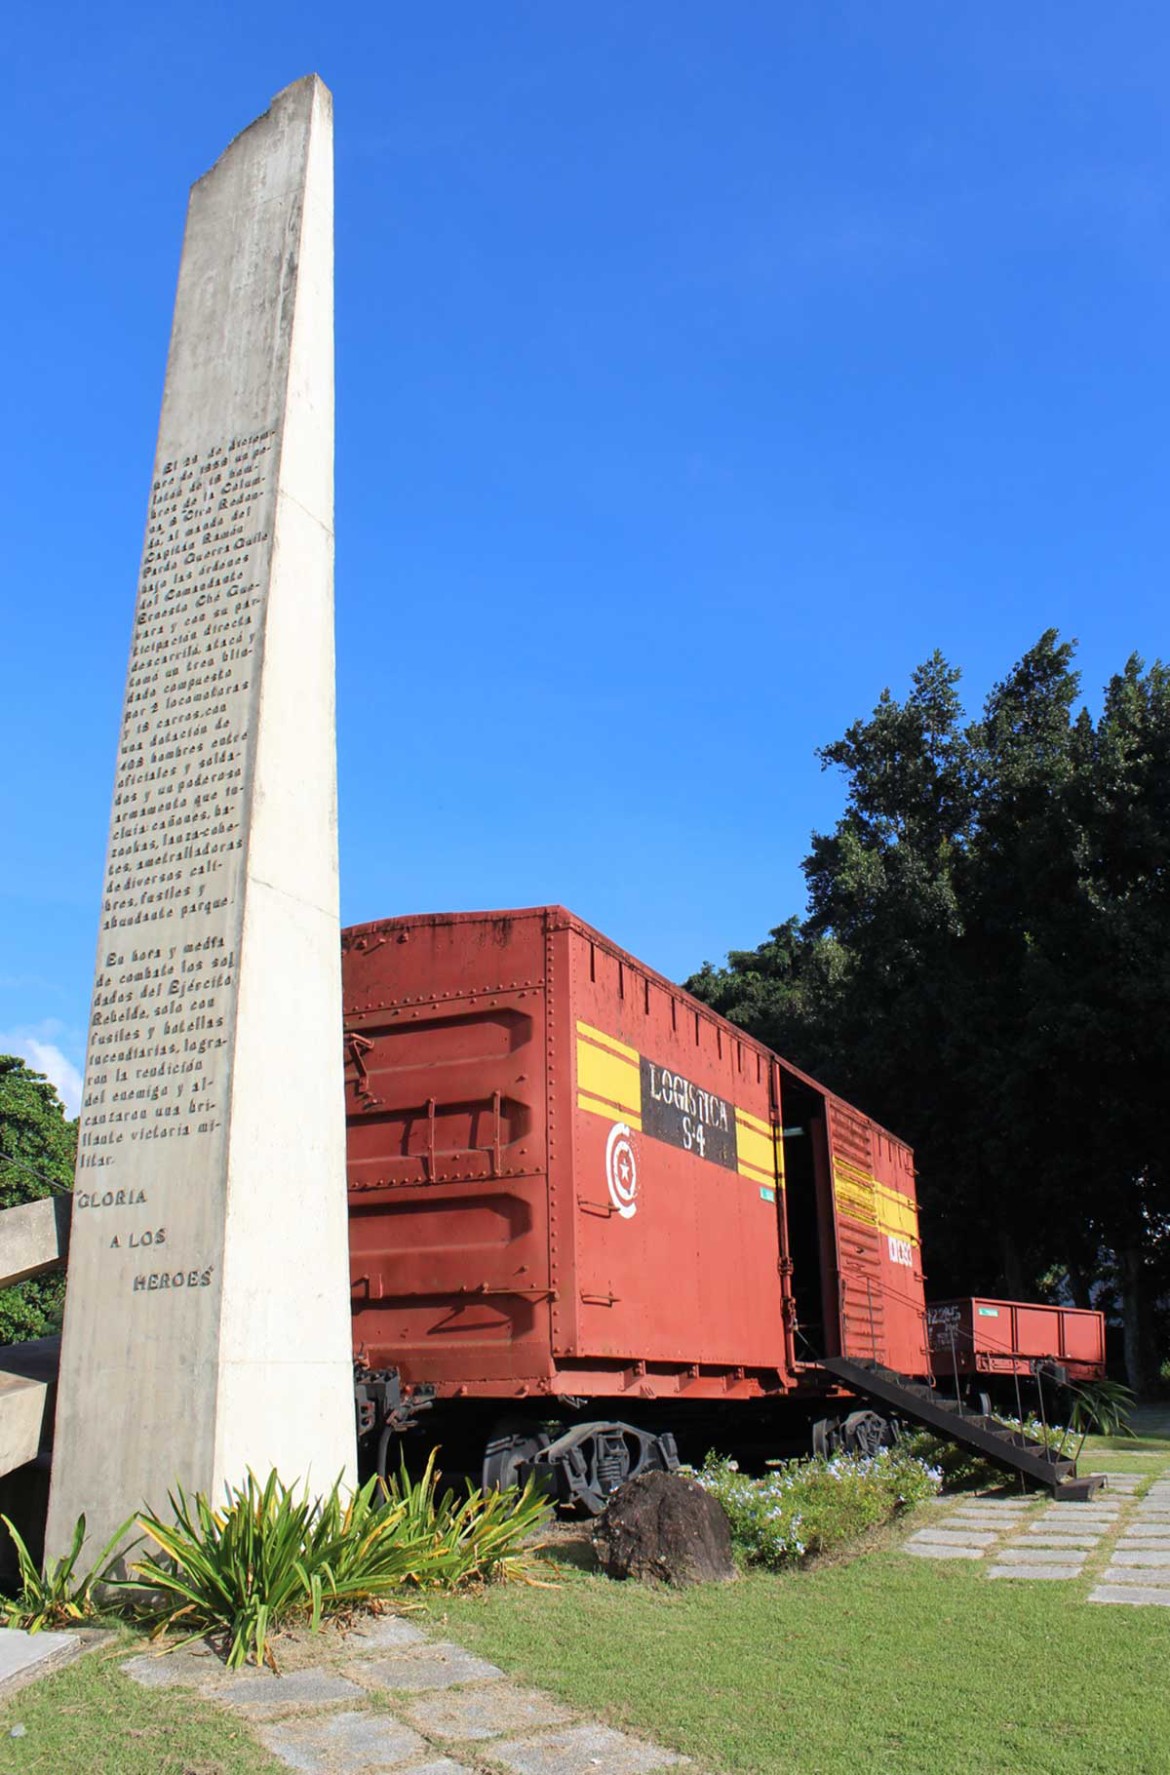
<box><xmin>122</xmin><ymin>1614</ymin><xmax>688</xmax><ymax>1775</ymax></box>
<box><xmin>904</xmin><ymin>1457</ymin><xmax>1170</xmax><ymax>1607</ymax></box>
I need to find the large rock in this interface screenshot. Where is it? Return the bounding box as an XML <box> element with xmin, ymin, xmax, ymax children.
<box><xmin>591</xmin><ymin>1471</ymin><xmax>736</xmax><ymax>1586</ymax></box>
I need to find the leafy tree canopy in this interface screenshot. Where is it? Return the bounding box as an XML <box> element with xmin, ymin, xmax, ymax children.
<box><xmin>688</xmin><ymin>632</ymin><xmax>1170</xmax><ymax>1391</ymax></box>
<box><xmin>0</xmin><ymin>1055</ymin><xmax>75</xmax><ymax>1343</ymax></box>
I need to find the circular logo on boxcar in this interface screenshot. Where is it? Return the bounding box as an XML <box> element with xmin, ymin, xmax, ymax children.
<box><xmin>606</xmin><ymin>1122</ymin><xmax>638</xmax><ymax>1219</ymax></box>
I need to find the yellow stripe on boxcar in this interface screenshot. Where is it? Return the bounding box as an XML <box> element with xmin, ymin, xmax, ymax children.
<box><xmin>575</xmin><ymin>1027</ymin><xmax>642</xmax><ymax>1123</ymax></box>
<box><xmin>734</xmin><ymin>1108</ymin><xmax>785</xmax><ymax>1189</ymax></box>
<box><xmin>577</xmin><ymin>1090</ymin><xmax>643</xmax><ymax>1132</ymax></box>
<box><xmin>575</xmin><ymin>1020</ymin><xmax>639</xmax><ymax>1063</ymax></box>
<box><xmin>875</xmin><ymin>1182</ymin><xmax>920</xmax><ymax>1245</ymax></box>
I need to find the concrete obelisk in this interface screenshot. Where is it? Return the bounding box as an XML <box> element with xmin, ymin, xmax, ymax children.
<box><xmin>47</xmin><ymin>76</ymin><xmax>356</xmax><ymax>1559</ymax></box>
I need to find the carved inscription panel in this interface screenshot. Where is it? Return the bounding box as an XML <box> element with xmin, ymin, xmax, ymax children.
<box><xmin>76</xmin><ymin>429</ymin><xmax>277</xmax><ymax>1293</ymax></box>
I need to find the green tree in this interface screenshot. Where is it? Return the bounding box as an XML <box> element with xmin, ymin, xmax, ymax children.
<box><xmin>0</xmin><ymin>1055</ymin><xmax>75</xmax><ymax>1343</ymax></box>
<box><xmin>689</xmin><ymin>635</ymin><xmax>1170</xmax><ymax>1391</ymax></box>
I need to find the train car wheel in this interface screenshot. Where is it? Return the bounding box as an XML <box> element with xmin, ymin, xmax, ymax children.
<box><xmin>840</xmin><ymin>1410</ymin><xmax>893</xmax><ymax>1457</ymax></box>
<box><xmin>482</xmin><ymin>1417</ymin><xmax>551</xmax><ymax>1492</ymax></box>
<box><xmin>812</xmin><ymin>1417</ymin><xmax>841</xmax><ymax>1458</ymax></box>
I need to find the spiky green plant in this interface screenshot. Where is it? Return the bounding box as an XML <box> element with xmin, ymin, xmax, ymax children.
<box><xmin>1</xmin><ymin>1511</ymin><xmax>136</xmax><ymax>1632</ymax></box>
<box><xmin>130</xmin><ymin>1457</ymin><xmax>550</xmax><ymax>1670</ymax></box>
<box><xmin>1059</xmin><ymin>1377</ymin><xmax>1136</xmax><ymax>1461</ymax></box>
<box><xmin>131</xmin><ymin>1470</ymin><xmax>336</xmax><ymax>1668</ymax></box>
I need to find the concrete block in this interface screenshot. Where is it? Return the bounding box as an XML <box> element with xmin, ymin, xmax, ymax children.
<box><xmin>491</xmin><ymin>1724</ymin><xmax>686</xmax><ymax>1773</ymax></box>
<box><xmin>0</xmin><ymin>1628</ymin><xmax>79</xmax><ymax>1695</ymax></box>
<box><xmin>906</xmin><ymin>1544</ymin><xmax>984</xmax><ymax>1559</ymax></box>
<box><xmin>1015</xmin><ymin>1536</ymin><xmax>1099</xmax><ymax>1550</ymax></box>
<box><xmin>121</xmin><ymin>1645</ymin><xmax>226</xmax><ymax>1689</ymax></box>
<box><xmin>1100</xmin><ymin>1564</ymin><xmax>1170</xmax><ymax>1587</ymax></box>
<box><xmin>945</xmin><ymin>1513</ymin><xmax>1027</xmax><ymax>1527</ymax></box>
<box><xmin>46</xmin><ymin>74</ymin><xmax>355</xmax><ymax>1565</ymax></box>
<box><xmin>402</xmin><ymin>1682</ymin><xmax>575</xmax><ymax>1742</ymax></box>
<box><xmin>0</xmin><ymin>1339</ymin><xmax>60</xmax><ymax>1479</ymax></box>
<box><xmin>988</xmin><ymin>1563</ymin><xmax>1083</xmax><ymax>1580</ymax></box>
<box><xmin>343</xmin><ymin>1614</ymin><xmax>430</xmax><ymax>1652</ymax></box>
<box><xmin>1090</xmin><ymin>1584</ymin><xmax>1170</xmax><ymax>1606</ymax></box>
<box><xmin>217</xmin><ymin>1667</ymin><xmax>365</xmax><ymax>1715</ymax></box>
<box><xmin>357</xmin><ymin>1643</ymin><xmax>506</xmax><ymax>1691</ymax></box>
<box><xmin>907</xmin><ymin>1530</ymin><xmax>999</xmax><ymax>1548</ymax></box>
<box><xmin>992</xmin><ymin>1546</ymin><xmax>1086</xmax><ymax>1565</ymax></box>
<box><xmin>258</xmin><ymin>1709</ymin><xmax>428</xmax><ymax>1772</ymax></box>
<box><xmin>0</xmin><ymin>1198</ymin><xmax>70</xmax><ymax>1288</ymax></box>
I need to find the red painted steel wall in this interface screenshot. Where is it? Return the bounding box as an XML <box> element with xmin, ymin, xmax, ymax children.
<box><xmin>926</xmin><ymin>1298</ymin><xmax>1106</xmax><ymax>1380</ymax></box>
<box><xmin>826</xmin><ymin>1099</ymin><xmax>927</xmax><ymax>1375</ymax></box>
<box><xmin>558</xmin><ymin>918</ymin><xmax>788</xmax><ymax>1384</ymax></box>
<box><xmin>343</xmin><ymin>906</ymin><xmax>928</xmax><ymax>1404</ymax></box>
<box><xmin>345</xmin><ymin>911</ymin><xmax>553</xmax><ymax>1387</ymax></box>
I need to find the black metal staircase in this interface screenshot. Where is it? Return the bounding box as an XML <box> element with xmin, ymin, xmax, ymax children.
<box><xmin>819</xmin><ymin>1356</ymin><xmax>1105</xmax><ymax>1499</ymax></box>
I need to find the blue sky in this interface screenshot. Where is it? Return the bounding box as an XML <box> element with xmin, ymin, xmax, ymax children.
<box><xmin>2</xmin><ymin>4</ymin><xmax>1167</xmax><ymax>1114</ymax></box>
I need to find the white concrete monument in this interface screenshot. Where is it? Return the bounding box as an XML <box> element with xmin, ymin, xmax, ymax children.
<box><xmin>46</xmin><ymin>76</ymin><xmax>357</xmax><ymax>1559</ymax></box>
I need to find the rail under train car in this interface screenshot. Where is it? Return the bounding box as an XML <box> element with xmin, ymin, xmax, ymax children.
<box><xmin>343</xmin><ymin>906</ymin><xmax>1105</xmax><ymax>1507</ymax></box>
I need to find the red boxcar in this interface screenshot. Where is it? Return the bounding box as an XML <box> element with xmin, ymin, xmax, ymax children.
<box><xmin>927</xmin><ymin>1298</ymin><xmax>1105</xmax><ymax>1382</ymax></box>
<box><xmin>343</xmin><ymin>906</ymin><xmax>929</xmax><ymax>1422</ymax></box>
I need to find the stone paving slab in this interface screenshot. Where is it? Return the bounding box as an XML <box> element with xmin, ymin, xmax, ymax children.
<box><xmin>988</xmin><ymin>1563</ymin><xmax>1083</xmax><ymax>1580</ymax></box>
<box><xmin>1116</xmin><ymin>1535</ymin><xmax>1170</xmax><ymax>1550</ymax></box>
<box><xmin>400</xmin><ymin>1763</ymin><xmax>471</xmax><ymax>1775</ymax></box>
<box><xmin>1108</xmin><ymin>1549</ymin><xmax>1170</xmax><ymax>1568</ymax></box>
<box><xmin>1016</xmin><ymin>1535</ymin><xmax>1100</xmax><ymax>1549</ymax></box>
<box><xmin>1021</xmin><ymin>1520</ymin><xmax>1103</xmax><ymax>1536</ymax></box>
<box><xmin>491</xmin><ymin>1723</ymin><xmax>686</xmax><ymax>1774</ymax></box>
<box><xmin>258</xmin><ymin>1709</ymin><xmax>429</xmax><ymax>1773</ymax></box>
<box><xmin>945</xmin><ymin>1513</ymin><xmax>1028</xmax><ymax>1527</ymax></box>
<box><xmin>907</xmin><ymin>1529</ymin><xmax>999</xmax><ymax>1548</ymax></box>
<box><xmin>993</xmin><ymin>1547</ymin><xmax>1087</xmax><ymax>1565</ymax></box>
<box><xmin>946</xmin><ymin>1500</ymin><xmax>1031</xmax><ymax>1511</ymax></box>
<box><xmin>121</xmin><ymin>1645</ymin><xmax>227</xmax><ymax>1690</ymax></box>
<box><xmin>400</xmin><ymin>1682</ymin><xmax>575</xmax><ymax>1743</ymax></box>
<box><xmin>0</xmin><ymin>1628</ymin><xmax>80</xmax><ymax>1696</ymax></box>
<box><xmin>217</xmin><ymin>1667</ymin><xmax>367</xmax><ymax>1716</ymax></box>
<box><xmin>1090</xmin><ymin>1584</ymin><xmax>1170</xmax><ymax>1607</ymax></box>
<box><xmin>907</xmin><ymin>1544</ymin><xmax>984</xmax><ymax>1560</ymax></box>
<box><xmin>343</xmin><ymin>1616</ymin><xmax>430</xmax><ymax>1652</ymax></box>
<box><xmin>1099</xmin><ymin>1564</ymin><xmax>1170</xmax><ymax>1587</ymax></box>
<box><xmin>357</xmin><ymin>1644</ymin><xmax>506</xmax><ymax>1693</ymax></box>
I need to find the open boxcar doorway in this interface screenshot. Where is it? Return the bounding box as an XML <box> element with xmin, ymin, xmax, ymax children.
<box><xmin>779</xmin><ymin>1068</ymin><xmax>841</xmax><ymax>1362</ymax></box>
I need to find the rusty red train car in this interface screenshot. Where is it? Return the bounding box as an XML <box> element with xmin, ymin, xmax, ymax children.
<box><xmin>927</xmin><ymin>1298</ymin><xmax>1106</xmax><ymax>1383</ymax></box>
<box><xmin>343</xmin><ymin>905</ymin><xmax>930</xmax><ymax>1503</ymax></box>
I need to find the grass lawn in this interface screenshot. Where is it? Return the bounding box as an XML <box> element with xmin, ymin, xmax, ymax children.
<box><xmin>422</xmin><ymin>1548</ymin><xmax>1168</xmax><ymax>1775</ymax></box>
<box><xmin>0</xmin><ymin>1630</ymin><xmax>283</xmax><ymax>1775</ymax></box>
<box><xmin>0</xmin><ymin>1418</ymin><xmax>1164</xmax><ymax>1774</ymax></box>
<box><xmin>419</xmin><ymin>1422</ymin><xmax>1170</xmax><ymax>1775</ymax></box>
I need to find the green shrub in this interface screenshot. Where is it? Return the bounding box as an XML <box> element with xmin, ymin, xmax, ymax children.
<box><xmin>1064</xmin><ymin>1379</ymin><xmax>1135</xmax><ymax>1446</ymax></box>
<box><xmin>131</xmin><ymin>1453</ymin><xmax>550</xmax><ymax>1670</ymax></box>
<box><xmin>694</xmin><ymin>1449</ymin><xmax>941</xmax><ymax>1569</ymax></box>
<box><xmin>1</xmin><ymin>1512</ymin><xmax>135</xmax><ymax>1632</ymax></box>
